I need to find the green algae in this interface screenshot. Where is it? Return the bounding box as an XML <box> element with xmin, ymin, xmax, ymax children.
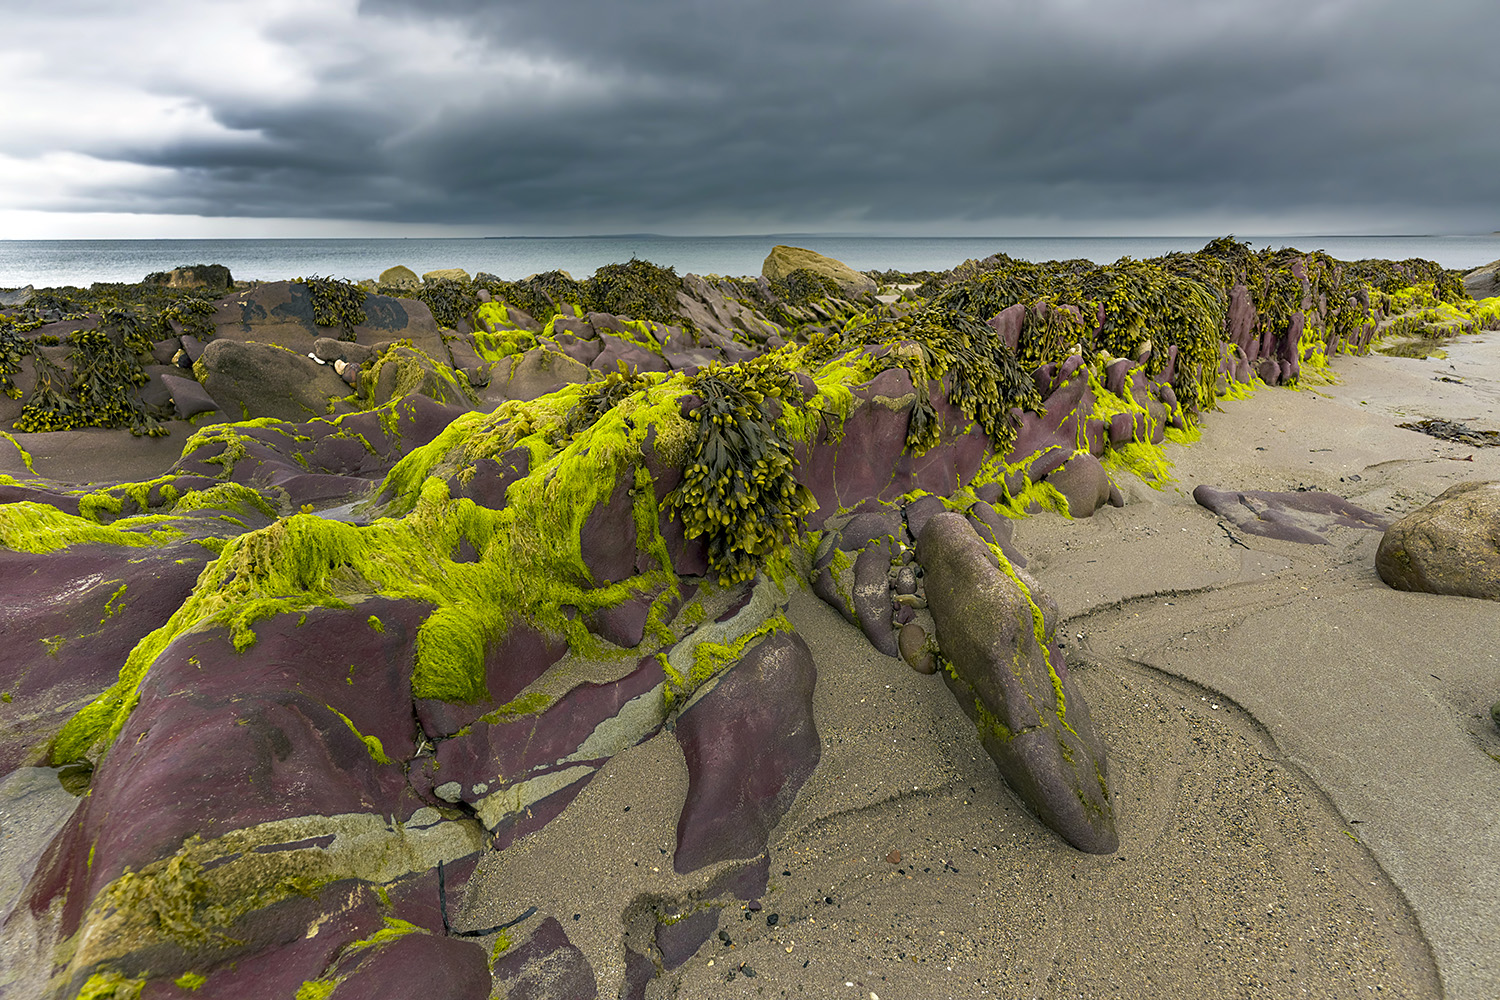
<box><xmin>75</xmin><ymin>970</ymin><xmax>144</xmax><ymax>1000</ymax></box>
<box><xmin>2</xmin><ymin>430</ymin><xmax>36</xmax><ymax>473</ymax></box>
<box><xmin>0</xmin><ymin>502</ymin><xmax>184</xmax><ymax>555</ymax></box>
<box><xmin>173</xmin><ymin>971</ymin><xmax>207</xmax><ymax>990</ymax></box>
<box><xmin>327</xmin><ymin>706</ymin><xmax>393</xmax><ymax>765</ymax></box>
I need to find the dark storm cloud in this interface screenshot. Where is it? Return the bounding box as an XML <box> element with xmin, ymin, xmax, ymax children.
<box><xmin>41</xmin><ymin>0</ymin><xmax>1500</xmax><ymax>231</ymax></box>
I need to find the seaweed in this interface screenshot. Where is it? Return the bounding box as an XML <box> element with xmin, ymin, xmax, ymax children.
<box><xmin>0</xmin><ymin>325</ymin><xmax>30</xmax><ymax>399</ymax></box>
<box><xmin>582</xmin><ymin>258</ymin><xmax>689</xmax><ymax>327</ymax></box>
<box><xmin>669</xmin><ymin>357</ymin><xmax>816</xmax><ymax>585</ymax></box>
<box><xmin>415</xmin><ymin>277</ymin><xmax>480</xmax><ymax>331</ymax></box>
<box><xmin>294</xmin><ymin>276</ymin><xmax>367</xmax><ymax>341</ymax></box>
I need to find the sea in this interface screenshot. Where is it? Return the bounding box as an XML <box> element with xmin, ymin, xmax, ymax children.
<box><xmin>2</xmin><ymin>234</ymin><xmax>1498</xmax><ymax>290</ymax></box>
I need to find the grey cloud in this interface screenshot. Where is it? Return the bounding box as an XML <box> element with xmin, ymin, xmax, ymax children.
<box><xmin>41</xmin><ymin>0</ymin><xmax>1500</xmax><ymax>231</ymax></box>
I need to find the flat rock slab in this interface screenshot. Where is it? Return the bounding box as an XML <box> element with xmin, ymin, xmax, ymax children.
<box><xmin>1193</xmin><ymin>484</ymin><xmax>1389</xmax><ymax>544</ymax></box>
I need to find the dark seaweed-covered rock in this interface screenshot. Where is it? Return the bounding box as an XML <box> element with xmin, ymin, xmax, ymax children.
<box><xmin>915</xmin><ymin>512</ymin><xmax>1117</xmax><ymax>854</ymax></box>
<box><xmin>211</xmin><ymin>281</ymin><xmax>446</xmax><ymax>359</ymax></box>
<box><xmin>1193</xmin><ymin>485</ymin><xmax>1390</xmax><ymax>545</ymax></box>
<box><xmin>1376</xmin><ymin>481</ymin><xmax>1500</xmax><ymax>601</ymax></box>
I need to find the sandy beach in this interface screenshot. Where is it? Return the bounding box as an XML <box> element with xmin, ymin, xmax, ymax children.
<box><xmin>449</xmin><ymin>334</ymin><xmax>1499</xmax><ymax>999</ymax></box>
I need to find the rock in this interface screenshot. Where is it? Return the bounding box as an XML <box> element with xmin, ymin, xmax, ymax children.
<box><xmin>491</xmin><ymin>917</ymin><xmax>597</xmax><ymax>1000</ymax></box>
<box><xmin>363</xmin><ymin>344</ymin><xmax>476</xmax><ymax>409</ymax></box>
<box><xmin>761</xmin><ymin>246</ymin><xmax>876</xmax><ymax>298</ymax></box>
<box><xmin>210</xmin><ymin>281</ymin><xmax>446</xmax><ymax>359</ymax></box>
<box><xmin>379</xmin><ymin>265</ymin><xmax>421</xmax><ymax>290</ymax></box>
<box><xmin>422</xmin><ymin>268</ymin><xmax>471</xmax><ymax>284</ymax></box>
<box><xmin>159</xmin><ymin>372</ymin><xmax>219</xmax><ymax>419</ymax></box>
<box><xmin>915</xmin><ymin>512</ymin><xmax>1117</xmax><ymax>854</ymax></box>
<box><xmin>1462</xmin><ymin>259</ymin><xmax>1500</xmax><ymax>299</ymax></box>
<box><xmin>1194</xmin><ymin>485</ymin><xmax>1390</xmax><ymax>545</ymax></box>
<box><xmin>0</xmin><ymin>285</ymin><xmax>35</xmax><ymax>306</ymax></box>
<box><xmin>1376</xmin><ymin>481</ymin><xmax>1500</xmax><ymax>601</ymax></box>
<box><xmin>485</xmin><ymin>347</ymin><xmax>594</xmax><ymax>403</ymax></box>
<box><xmin>1044</xmin><ymin>452</ymin><xmax>1114</xmax><ymax>518</ymax></box>
<box><xmin>161</xmin><ymin>265</ymin><xmax>233</xmax><ymax>291</ymax></box>
<box><xmin>197</xmin><ymin>338</ymin><xmax>355</xmax><ymax>422</ymax></box>
<box><xmin>898</xmin><ymin>622</ymin><xmax>937</xmax><ymax>674</ymax></box>
<box><xmin>673</xmin><ymin>632</ymin><xmax>820</xmax><ymax>873</ymax></box>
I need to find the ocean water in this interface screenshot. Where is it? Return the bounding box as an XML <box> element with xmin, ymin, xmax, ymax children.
<box><xmin>2</xmin><ymin>234</ymin><xmax>1498</xmax><ymax>290</ymax></box>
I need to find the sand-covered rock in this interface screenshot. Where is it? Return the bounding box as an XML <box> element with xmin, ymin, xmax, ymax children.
<box><xmin>1376</xmin><ymin>480</ymin><xmax>1500</xmax><ymax>600</ymax></box>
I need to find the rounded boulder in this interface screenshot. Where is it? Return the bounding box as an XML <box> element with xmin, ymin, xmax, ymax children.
<box><xmin>1376</xmin><ymin>481</ymin><xmax>1500</xmax><ymax>601</ymax></box>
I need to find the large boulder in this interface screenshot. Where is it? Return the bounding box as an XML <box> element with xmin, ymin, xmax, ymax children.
<box><xmin>422</xmin><ymin>268</ymin><xmax>471</xmax><ymax>284</ymax></box>
<box><xmin>915</xmin><ymin>512</ymin><xmax>1117</xmax><ymax>853</ymax></box>
<box><xmin>379</xmin><ymin>265</ymin><xmax>421</xmax><ymax>290</ymax></box>
<box><xmin>761</xmin><ymin>246</ymin><xmax>876</xmax><ymax>298</ymax></box>
<box><xmin>197</xmin><ymin>339</ymin><xmax>355</xmax><ymax>422</ymax></box>
<box><xmin>1376</xmin><ymin>481</ymin><xmax>1500</xmax><ymax>601</ymax></box>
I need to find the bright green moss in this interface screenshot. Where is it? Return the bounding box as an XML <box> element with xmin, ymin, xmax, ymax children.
<box><xmin>0</xmin><ymin>502</ymin><xmax>184</xmax><ymax>554</ymax></box>
<box><xmin>327</xmin><ymin>706</ymin><xmax>393</xmax><ymax>765</ymax></box>
<box><xmin>174</xmin><ymin>972</ymin><xmax>207</xmax><ymax>991</ymax></box>
<box><xmin>76</xmin><ymin>970</ymin><xmax>145</xmax><ymax>1000</ymax></box>
<box><xmin>367</xmin><ymin>614</ymin><xmax>384</xmax><ymax>633</ymax></box>
<box><xmin>1</xmin><ymin>431</ymin><xmax>36</xmax><ymax>473</ymax></box>
<box><xmin>1101</xmin><ymin>441</ymin><xmax>1175</xmax><ymax>491</ymax></box>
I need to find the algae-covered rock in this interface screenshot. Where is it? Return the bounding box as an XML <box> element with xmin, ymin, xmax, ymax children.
<box><xmin>761</xmin><ymin>245</ymin><xmax>876</xmax><ymax>298</ymax></box>
<box><xmin>210</xmin><ymin>280</ymin><xmax>446</xmax><ymax>359</ymax></box>
<box><xmin>915</xmin><ymin>512</ymin><xmax>1117</xmax><ymax>854</ymax></box>
<box><xmin>422</xmin><ymin>267</ymin><xmax>471</xmax><ymax>284</ymax></box>
<box><xmin>1376</xmin><ymin>481</ymin><xmax>1500</xmax><ymax>601</ymax></box>
<box><xmin>379</xmin><ymin>264</ymin><xmax>421</xmax><ymax>290</ymax></box>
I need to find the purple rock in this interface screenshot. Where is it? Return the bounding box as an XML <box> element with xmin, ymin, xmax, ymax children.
<box><xmin>491</xmin><ymin>917</ymin><xmax>597</xmax><ymax>1000</ymax></box>
<box><xmin>915</xmin><ymin>513</ymin><xmax>1117</xmax><ymax>854</ymax></box>
<box><xmin>673</xmin><ymin>633</ymin><xmax>819</xmax><ymax>873</ymax></box>
<box><xmin>1193</xmin><ymin>485</ymin><xmax>1390</xmax><ymax>545</ymax></box>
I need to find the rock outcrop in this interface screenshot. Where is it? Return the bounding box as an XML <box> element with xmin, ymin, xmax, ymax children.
<box><xmin>916</xmin><ymin>512</ymin><xmax>1117</xmax><ymax>853</ymax></box>
<box><xmin>2</xmin><ymin>240</ymin><xmax>1488</xmax><ymax>997</ymax></box>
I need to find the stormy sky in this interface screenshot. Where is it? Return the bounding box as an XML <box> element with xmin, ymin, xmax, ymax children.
<box><xmin>3</xmin><ymin>0</ymin><xmax>1497</xmax><ymax>238</ymax></box>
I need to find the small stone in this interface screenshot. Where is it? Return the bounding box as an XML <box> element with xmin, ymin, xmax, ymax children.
<box><xmin>898</xmin><ymin>623</ymin><xmax>936</xmax><ymax>674</ymax></box>
<box><xmin>886</xmin><ymin>849</ymin><xmax>901</xmax><ymax>864</ymax></box>
<box><xmin>434</xmin><ymin>781</ymin><xmax>463</xmax><ymax>803</ymax></box>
